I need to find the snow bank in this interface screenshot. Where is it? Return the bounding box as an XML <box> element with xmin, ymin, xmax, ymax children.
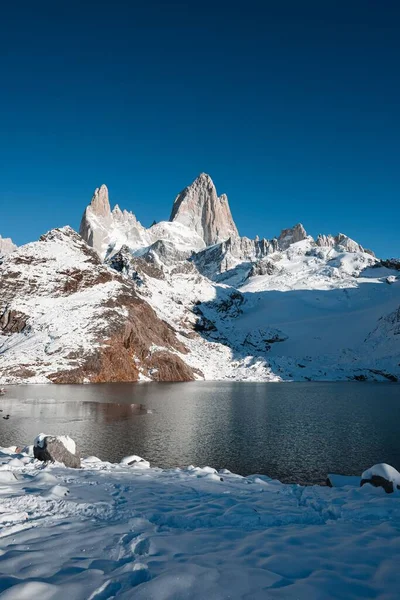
<box><xmin>1</xmin><ymin>445</ymin><xmax>400</xmax><ymax>599</ymax></box>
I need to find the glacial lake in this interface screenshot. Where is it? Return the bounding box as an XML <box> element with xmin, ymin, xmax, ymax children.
<box><xmin>0</xmin><ymin>382</ymin><xmax>399</xmax><ymax>484</ymax></box>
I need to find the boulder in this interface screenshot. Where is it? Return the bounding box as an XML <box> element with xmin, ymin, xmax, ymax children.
<box><xmin>120</xmin><ymin>455</ymin><xmax>150</xmax><ymax>468</ymax></box>
<box><xmin>326</xmin><ymin>474</ymin><xmax>361</xmax><ymax>488</ymax></box>
<box><xmin>34</xmin><ymin>434</ymin><xmax>81</xmax><ymax>468</ymax></box>
<box><xmin>360</xmin><ymin>463</ymin><xmax>400</xmax><ymax>494</ymax></box>
<box><xmin>386</xmin><ymin>276</ymin><xmax>396</xmax><ymax>285</ymax></box>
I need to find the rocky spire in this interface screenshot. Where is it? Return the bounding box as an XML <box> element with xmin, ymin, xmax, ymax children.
<box><xmin>278</xmin><ymin>224</ymin><xmax>308</xmax><ymax>250</ymax></box>
<box><xmin>79</xmin><ymin>184</ymin><xmax>151</xmax><ymax>259</ymax></box>
<box><xmin>79</xmin><ymin>185</ymin><xmax>114</xmax><ymax>256</ymax></box>
<box><xmin>89</xmin><ymin>185</ymin><xmax>111</xmax><ymax>218</ymax></box>
<box><xmin>0</xmin><ymin>235</ymin><xmax>17</xmax><ymax>257</ymax></box>
<box><xmin>170</xmin><ymin>173</ymin><xmax>239</xmax><ymax>246</ymax></box>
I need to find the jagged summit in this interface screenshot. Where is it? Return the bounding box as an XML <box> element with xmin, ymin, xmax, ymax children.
<box><xmin>170</xmin><ymin>173</ymin><xmax>239</xmax><ymax>246</ymax></box>
<box><xmin>90</xmin><ymin>184</ymin><xmax>111</xmax><ymax>217</ymax></box>
<box><xmin>278</xmin><ymin>224</ymin><xmax>308</xmax><ymax>250</ymax></box>
<box><xmin>316</xmin><ymin>233</ymin><xmax>374</xmax><ymax>256</ymax></box>
<box><xmin>0</xmin><ymin>235</ymin><xmax>17</xmax><ymax>257</ymax></box>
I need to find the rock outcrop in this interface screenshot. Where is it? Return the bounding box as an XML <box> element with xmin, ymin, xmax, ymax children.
<box><xmin>170</xmin><ymin>173</ymin><xmax>239</xmax><ymax>246</ymax></box>
<box><xmin>34</xmin><ymin>434</ymin><xmax>81</xmax><ymax>468</ymax></box>
<box><xmin>360</xmin><ymin>464</ymin><xmax>400</xmax><ymax>494</ymax></box>
<box><xmin>0</xmin><ymin>235</ymin><xmax>17</xmax><ymax>257</ymax></box>
<box><xmin>316</xmin><ymin>233</ymin><xmax>374</xmax><ymax>256</ymax></box>
<box><xmin>380</xmin><ymin>258</ymin><xmax>400</xmax><ymax>271</ymax></box>
<box><xmin>79</xmin><ymin>185</ymin><xmax>149</xmax><ymax>259</ymax></box>
<box><xmin>278</xmin><ymin>224</ymin><xmax>308</xmax><ymax>250</ymax></box>
<box><xmin>80</xmin><ymin>185</ymin><xmax>205</xmax><ymax>260</ymax></box>
<box><xmin>193</xmin><ymin>235</ymin><xmax>279</xmax><ymax>281</ymax></box>
<box><xmin>0</xmin><ymin>227</ymin><xmax>195</xmax><ymax>383</ymax></box>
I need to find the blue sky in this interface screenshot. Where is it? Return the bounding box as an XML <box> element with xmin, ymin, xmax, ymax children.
<box><xmin>1</xmin><ymin>1</ymin><xmax>399</xmax><ymax>257</ymax></box>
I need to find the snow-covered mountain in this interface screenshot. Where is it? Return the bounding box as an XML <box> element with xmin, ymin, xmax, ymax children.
<box><xmin>1</xmin><ymin>173</ymin><xmax>399</xmax><ymax>383</ymax></box>
<box><xmin>0</xmin><ymin>227</ymin><xmax>195</xmax><ymax>383</ymax></box>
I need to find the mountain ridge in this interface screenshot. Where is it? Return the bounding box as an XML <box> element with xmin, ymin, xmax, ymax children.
<box><xmin>0</xmin><ymin>173</ymin><xmax>399</xmax><ymax>384</ymax></box>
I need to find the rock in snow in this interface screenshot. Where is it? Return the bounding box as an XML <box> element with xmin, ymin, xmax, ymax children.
<box><xmin>34</xmin><ymin>434</ymin><xmax>81</xmax><ymax>468</ymax></box>
<box><xmin>120</xmin><ymin>455</ymin><xmax>150</xmax><ymax>468</ymax></box>
<box><xmin>361</xmin><ymin>463</ymin><xmax>400</xmax><ymax>493</ymax></box>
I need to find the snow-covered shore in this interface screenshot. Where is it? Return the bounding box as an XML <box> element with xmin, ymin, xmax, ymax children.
<box><xmin>1</xmin><ymin>446</ymin><xmax>400</xmax><ymax>599</ymax></box>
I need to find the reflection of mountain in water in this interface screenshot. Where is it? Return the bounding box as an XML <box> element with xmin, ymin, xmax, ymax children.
<box><xmin>86</xmin><ymin>402</ymin><xmax>151</xmax><ymax>422</ymax></box>
<box><xmin>1</xmin><ymin>382</ymin><xmax>400</xmax><ymax>484</ymax></box>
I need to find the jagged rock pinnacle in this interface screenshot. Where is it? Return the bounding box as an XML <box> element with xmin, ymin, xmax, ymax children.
<box><xmin>170</xmin><ymin>173</ymin><xmax>239</xmax><ymax>246</ymax></box>
<box><xmin>278</xmin><ymin>224</ymin><xmax>308</xmax><ymax>250</ymax></box>
<box><xmin>90</xmin><ymin>184</ymin><xmax>111</xmax><ymax>218</ymax></box>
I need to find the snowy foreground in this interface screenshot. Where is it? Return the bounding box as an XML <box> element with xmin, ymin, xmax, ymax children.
<box><xmin>1</xmin><ymin>447</ymin><xmax>400</xmax><ymax>599</ymax></box>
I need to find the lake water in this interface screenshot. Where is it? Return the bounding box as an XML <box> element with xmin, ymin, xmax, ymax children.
<box><xmin>0</xmin><ymin>382</ymin><xmax>399</xmax><ymax>484</ymax></box>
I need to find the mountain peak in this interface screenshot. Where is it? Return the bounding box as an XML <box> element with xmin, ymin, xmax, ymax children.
<box><xmin>170</xmin><ymin>174</ymin><xmax>239</xmax><ymax>246</ymax></box>
<box><xmin>278</xmin><ymin>223</ymin><xmax>308</xmax><ymax>250</ymax></box>
<box><xmin>90</xmin><ymin>184</ymin><xmax>111</xmax><ymax>218</ymax></box>
<box><xmin>316</xmin><ymin>233</ymin><xmax>372</xmax><ymax>255</ymax></box>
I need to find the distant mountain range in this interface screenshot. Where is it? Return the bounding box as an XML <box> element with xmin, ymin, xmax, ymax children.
<box><xmin>1</xmin><ymin>174</ymin><xmax>399</xmax><ymax>383</ymax></box>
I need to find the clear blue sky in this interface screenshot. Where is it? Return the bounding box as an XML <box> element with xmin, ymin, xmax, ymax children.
<box><xmin>1</xmin><ymin>1</ymin><xmax>399</xmax><ymax>257</ymax></box>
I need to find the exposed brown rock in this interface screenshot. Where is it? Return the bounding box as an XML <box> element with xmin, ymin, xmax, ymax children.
<box><xmin>0</xmin><ymin>309</ymin><xmax>29</xmax><ymax>334</ymax></box>
<box><xmin>0</xmin><ymin>226</ymin><xmax>196</xmax><ymax>384</ymax></box>
<box><xmin>146</xmin><ymin>351</ymin><xmax>195</xmax><ymax>382</ymax></box>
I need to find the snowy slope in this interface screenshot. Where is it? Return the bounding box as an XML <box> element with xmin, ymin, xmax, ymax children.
<box><xmin>105</xmin><ymin>227</ymin><xmax>399</xmax><ymax>382</ymax></box>
<box><xmin>1</xmin><ymin>445</ymin><xmax>400</xmax><ymax>599</ymax></box>
<box><xmin>0</xmin><ymin>227</ymin><xmax>195</xmax><ymax>384</ymax></box>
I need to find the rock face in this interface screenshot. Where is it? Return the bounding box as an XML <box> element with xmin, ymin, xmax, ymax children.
<box><xmin>79</xmin><ymin>185</ymin><xmax>149</xmax><ymax>259</ymax></box>
<box><xmin>193</xmin><ymin>235</ymin><xmax>279</xmax><ymax>282</ymax></box>
<box><xmin>79</xmin><ymin>185</ymin><xmax>205</xmax><ymax>260</ymax></box>
<box><xmin>0</xmin><ymin>235</ymin><xmax>17</xmax><ymax>257</ymax></box>
<box><xmin>380</xmin><ymin>258</ymin><xmax>400</xmax><ymax>271</ymax></box>
<box><xmin>170</xmin><ymin>173</ymin><xmax>239</xmax><ymax>246</ymax></box>
<box><xmin>0</xmin><ymin>226</ymin><xmax>195</xmax><ymax>383</ymax></box>
<box><xmin>278</xmin><ymin>224</ymin><xmax>308</xmax><ymax>250</ymax></box>
<box><xmin>34</xmin><ymin>434</ymin><xmax>81</xmax><ymax>468</ymax></box>
<box><xmin>316</xmin><ymin>233</ymin><xmax>373</xmax><ymax>255</ymax></box>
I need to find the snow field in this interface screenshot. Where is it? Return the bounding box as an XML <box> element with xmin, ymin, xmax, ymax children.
<box><xmin>1</xmin><ymin>446</ymin><xmax>400</xmax><ymax>599</ymax></box>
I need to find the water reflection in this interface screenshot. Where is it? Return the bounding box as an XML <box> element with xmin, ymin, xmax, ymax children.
<box><xmin>0</xmin><ymin>382</ymin><xmax>399</xmax><ymax>483</ymax></box>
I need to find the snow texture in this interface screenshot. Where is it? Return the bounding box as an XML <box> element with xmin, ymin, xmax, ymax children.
<box><xmin>0</xmin><ymin>445</ymin><xmax>400</xmax><ymax>599</ymax></box>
